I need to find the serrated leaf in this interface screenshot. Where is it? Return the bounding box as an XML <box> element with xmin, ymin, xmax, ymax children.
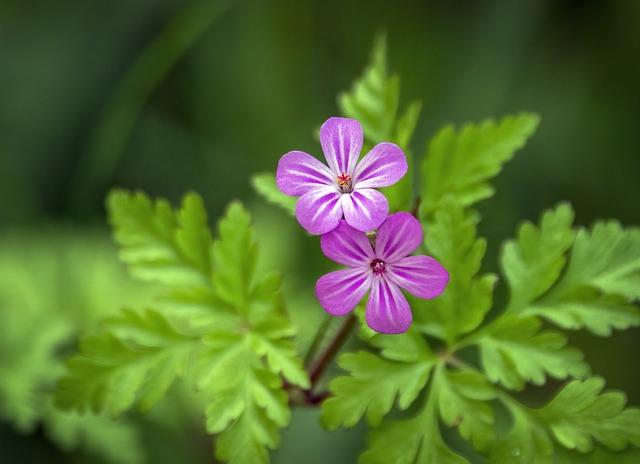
<box><xmin>212</xmin><ymin>201</ymin><xmax>257</xmax><ymax>311</ymax></box>
<box><xmin>553</xmin><ymin>222</ymin><xmax>640</xmax><ymax>299</ymax></box>
<box><xmin>537</xmin><ymin>377</ymin><xmax>640</xmax><ymax>452</ymax></box>
<box><xmin>420</xmin><ymin>113</ymin><xmax>540</xmax><ymax>215</ymax></box>
<box><xmin>526</xmin><ymin>290</ymin><xmax>640</xmax><ymax>337</ymax></box>
<box><xmin>43</xmin><ymin>406</ymin><xmax>145</xmax><ymax>464</ymax></box>
<box><xmin>56</xmin><ymin>309</ymin><xmax>196</xmax><ymax>416</ymax></box>
<box><xmin>339</xmin><ymin>34</ymin><xmax>399</xmax><ymax>144</ymax></box>
<box><xmin>438</xmin><ymin>369</ymin><xmax>496</xmax><ymax>451</ymax></box>
<box><xmin>251</xmin><ymin>173</ymin><xmax>296</xmax><ymax>216</ymax></box>
<box><xmin>360</xmin><ymin>366</ymin><xmax>469</xmax><ymax>464</ymax></box>
<box><xmin>416</xmin><ymin>201</ymin><xmax>496</xmax><ymax>341</ymax></box>
<box><xmin>502</xmin><ymin>203</ymin><xmax>575</xmax><ymax>312</ymax></box>
<box><xmin>479</xmin><ymin>316</ymin><xmax>588</xmax><ymax>390</ymax></box>
<box><xmin>321</xmin><ymin>331</ymin><xmax>435</xmax><ymax>429</ymax></box>
<box><xmin>339</xmin><ymin>34</ymin><xmax>421</xmax><ymax>212</ymax></box>
<box><xmin>528</xmin><ymin>221</ymin><xmax>640</xmax><ymax>336</ymax></box>
<box><xmin>108</xmin><ymin>190</ymin><xmax>213</xmax><ymax>287</ymax></box>
<box><xmin>488</xmin><ymin>403</ymin><xmax>554</xmax><ymax>464</ymax></box>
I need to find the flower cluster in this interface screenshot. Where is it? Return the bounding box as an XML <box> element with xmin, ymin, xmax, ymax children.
<box><xmin>276</xmin><ymin>117</ymin><xmax>449</xmax><ymax>333</ymax></box>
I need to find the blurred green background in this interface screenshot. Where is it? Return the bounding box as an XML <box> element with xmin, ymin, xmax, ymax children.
<box><xmin>1</xmin><ymin>0</ymin><xmax>638</xmax><ymax>462</ymax></box>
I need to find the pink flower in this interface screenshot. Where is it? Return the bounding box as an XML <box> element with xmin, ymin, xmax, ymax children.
<box><xmin>315</xmin><ymin>212</ymin><xmax>449</xmax><ymax>334</ymax></box>
<box><xmin>276</xmin><ymin>117</ymin><xmax>407</xmax><ymax>235</ymax></box>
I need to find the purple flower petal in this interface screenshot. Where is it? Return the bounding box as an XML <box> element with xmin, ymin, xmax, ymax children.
<box><xmin>388</xmin><ymin>255</ymin><xmax>449</xmax><ymax>299</ymax></box>
<box><xmin>276</xmin><ymin>150</ymin><xmax>334</xmax><ymax>195</ymax></box>
<box><xmin>320</xmin><ymin>220</ymin><xmax>374</xmax><ymax>267</ymax></box>
<box><xmin>365</xmin><ymin>277</ymin><xmax>412</xmax><ymax>334</ymax></box>
<box><xmin>353</xmin><ymin>142</ymin><xmax>407</xmax><ymax>189</ymax></box>
<box><xmin>342</xmin><ymin>188</ymin><xmax>389</xmax><ymax>233</ymax></box>
<box><xmin>374</xmin><ymin>212</ymin><xmax>423</xmax><ymax>263</ymax></box>
<box><xmin>295</xmin><ymin>187</ymin><xmax>343</xmax><ymax>235</ymax></box>
<box><xmin>320</xmin><ymin>117</ymin><xmax>363</xmax><ymax>176</ymax></box>
<box><xmin>316</xmin><ymin>268</ymin><xmax>372</xmax><ymax>316</ymax></box>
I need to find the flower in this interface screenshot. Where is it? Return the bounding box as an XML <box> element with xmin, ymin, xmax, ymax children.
<box><xmin>315</xmin><ymin>212</ymin><xmax>449</xmax><ymax>334</ymax></box>
<box><xmin>276</xmin><ymin>117</ymin><xmax>407</xmax><ymax>235</ymax></box>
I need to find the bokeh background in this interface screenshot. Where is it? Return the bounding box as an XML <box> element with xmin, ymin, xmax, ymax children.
<box><xmin>1</xmin><ymin>0</ymin><xmax>639</xmax><ymax>462</ymax></box>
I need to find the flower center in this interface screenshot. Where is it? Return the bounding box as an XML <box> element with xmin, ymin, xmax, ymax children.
<box><xmin>370</xmin><ymin>258</ymin><xmax>386</xmax><ymax>275</ymax></box>
<box><xmin>336</xmin><ymin>173</ymin><xmax>353</xmax><ymax>193</ymax></box>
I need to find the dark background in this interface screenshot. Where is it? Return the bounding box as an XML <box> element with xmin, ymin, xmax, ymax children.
<box><xmin>1</xmin><ymin>0</ymin><xmax>638</xmax><ymax>462</ymax></box>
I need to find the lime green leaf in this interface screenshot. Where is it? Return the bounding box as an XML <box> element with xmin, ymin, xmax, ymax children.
<box><xmin>438</xmin><ymin>370</ymin><xmax>496</xmax><ymax>451</ymax></box>
<box><xmin>321</xmin><ymin>331</ymin><xmax>435</xmax><ymax>429</ymax></box>
<box><xmin>360</xmin><ymin>367</ymin><xmax>469</xmax><ymax>464</ymax></box>
<box><xmin>212</xmin><ymin>201</ymin><xmax>257</xmax><ymax>311</ymax></box>
<box><xmin>56</xmin><ymin>309</ymin><xmax>196</xmax><ymax>416</ymax></box>
<box><xmin>416</xmin><ymin>201</ymin><xmax>496</xmax><ymax>341</ymax></box>
<box><xmin>479</xmin><ymin>316</ymin><xmax>588</xmax><ymax>390</ymax></box>
<box><xmin>526</xmin><ymin>222</ymin><xmax>640</xmax><ymax>335</ymax></box>
<box><xmin>251</xmin><ymin>173</ymin><xmax>296</xmax><ymax>216</ymax></box>
<box><xmin>108</xmin><ymin>190</ymin><xmax>213</xmax><ymax>287</ymax></box>
<box><xmin>420</xmin><ymin>113</ymin><xmax>540</xmax><ymax>215</ymax></box>
<box><xmin>553</xmin><ymin>222</ymin><xmax>640</xmax><ymax>299</ymax></box>
<box><xmin>43</xmin><ymin>406</ymin><xmax>145</xmax><ymax>464</ymax></box>
<box><xmin>526</xmin><ymin>290</ymin><xmax>640</xmax><ymax>337</ymax></box>
<box><xmin>537</xmin><ymin>377</ymin><xmax>640</xmax><ymax>453</ymax></box>
<box><xmin>502</xmin><ymin>203</ymin><xmax>575</xmax><ymax>312</ymax></box>
<box><xmin>339</xmin><ymin>35</ymin><xmax>422</xmax><ymax>212</ymax></box>
<box><xmin>339</xmin><ymin>34</ymin><xmax>399</xmax><ymax>144</ymax></box>
<box><xmin>488</xmin><ymin>403</ymin><xmax>554</xmax><ymax>464</ymax></box>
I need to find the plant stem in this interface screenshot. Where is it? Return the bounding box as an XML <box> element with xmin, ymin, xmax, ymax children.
<box><xmin>303</xmin><ymin>315</ymin><xmax>332</xmax><ymax>366</ymax></box>
<box><xmin>308</xmin><ymin>314</ymin><xmax>356</xmax><ymax>387</ymax></box>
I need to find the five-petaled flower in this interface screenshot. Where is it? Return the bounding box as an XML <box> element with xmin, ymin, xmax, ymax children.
<box><xmin>276</xmin><ymin>117</ymin><xmax>407</xmax><ymax>235</ymax></box>
<box><xmin>315</xmin><ymin>212</ymin><xmax>449</xmax><ymax>334</ymax></box>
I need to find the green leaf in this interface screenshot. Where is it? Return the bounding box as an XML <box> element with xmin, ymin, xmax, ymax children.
<box><xmin>59</xmin><ymin>196</ymin><xmax>308</xmax><ymax>463</ymax></box>
<box><xmin>201</xmin><ymin>337</ymin><xmax>290</xmax><ymax>464</ymax></box>
<box><xmin>488</xmin><ymin>402</ymin><xmax>554</xmax><ymax>464</ymax></box>
<box><xmin>212</xmin><ymin>201</ymin><xmax>257</xmax><ymax>311</ymax></box>
<box><xmin>321</xmin><ymin>331</ymin><xmax>435</xmax><ymax>429</ymax></box>
<box><xmin>56</xmin><ymin>309</ymin><xmax>196</xmax><ymax>416</ymax></box>
<box><xmin>339</xmin><ymin>34</ymin><xmax>422</xmax><ymax>212</ymax></box>
<box><xmin>526</xmin><ymin>290</ymin><xmax>640</xmax><ymax>337</ymax></box>
<box><xmin>43</xmin><ymin>406</ymin><xmax>145</xmax><ymax>464</ymax></box>
<box><xmin>251</xmin><ymin>173</ymin><xmax>296</xmax><ymax>216</ymax></box>
<box><xmin>502</xmin><ymin>203</ymin><xmax>575</xmax><ymax>312</ymax></box>
<box><xmin>416</xmin><ymin>200</ymin><xmax>496</xmax><ymax>341</ymax></box>
<box><xmin>492</xmin><ymin>377</ymin><xmax>640</xmax><ymax>462</ymax></box>
<box><xmin>420</xmin><ymin>113</ymin><xmax>540</xmax><ymax>215</ymax></box>
<box><xmin>108</xmin><ymin>189</ymin><xmax>213</xmax><ymax>287</ymax></box>
<box><xmin>438</xmin><ymin>369</ymin><xmax>496</xmax><ymax>451</ymax></box>
<box><xmin>339</xmin><ymin>34</ymin><xmax>399</xmax><ymax>144</ymax></box>
<box><xmin>360</xmin><ymin>366</ymin><xmax>469</xmax><ymax>464</ymax></box>
<box><xmin>554</xmin><ymin>222</ymin><xmax>640</xmax><ymax>299</ymax></box>
<box><xmin>479</xmin><ymin>316</ymin><xmax>588</xmax><ymax>390</ymax></box>
<box><xmin>526</xmin><ymin>222</ymin><xmax>640</xmax><ymax>335</ymax></box>
<box><xmin>537</xmin><ymin>377</ymin><xmax>640</xmax><ymax>453</ymax></box>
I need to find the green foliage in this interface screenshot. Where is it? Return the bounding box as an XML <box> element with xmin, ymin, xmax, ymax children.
<box><xmin>251</xmin><ymin>173</ymin><xmax>296</xmax><ymax>216</ymax></box>
<box><xmin>491</xmin><ymin>378</ymin><xmax>640</xmax><ymax>463</ymax></box>
<box><xmin>416</xmin><ymin>200</ymin><xmax>497</xmax><ymax>341</ymax></box>
<box><xmin>525</xmin><ymin>221</ymin><xmax>640</xmax><ymax>335</ymax></box>
<box><xmin>338</xmin><ymin>33</ymin><xmax>422</xmax><ymax>211</ymax></box>
<box><xmin>0</xmin><ymin>229</ymin><xmax>150</xmax><ymax>462</ymax></box>
<box><xmin>420</xmin><ymin>113</ymin><xmax>540</xmax><ymax>215</ymax></box>
<box><xmin>57</xmin><ymin>193</ymin><xmax>309</xmax><ymax>464</ymax></box>
<box><xmin>108</xmin><ymin>190</ymin><xmax>213</xmax><ymax>287</ymax></box>
<box><xmin>479</xmin><ymin>315</ymin><xmax>589</xmax><ymax>390</ymax></box>
<box><xmin>321</xmin><ymin>331</ymin><xmax>435</xmax><ymax>429</ymax></box>
<box><xmin>502</xmin><ymin>203</ymin><xmax>576</xmax><ymax>313</ymax></box>
<box><xmin>321</xmin><ymin>49</ymin><xmax>640</xmax><ymax>460</ymax></box>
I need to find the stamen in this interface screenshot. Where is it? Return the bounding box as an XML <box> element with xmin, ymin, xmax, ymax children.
<box><xmin>370</xmin><ymin>258</ymin><xmax>386</xmax><ymax>275</ymax></box>
<box><xmin>336</xmin><ymin>173</ymin><xmax>353</xmax><ymax>193</ymax></box>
